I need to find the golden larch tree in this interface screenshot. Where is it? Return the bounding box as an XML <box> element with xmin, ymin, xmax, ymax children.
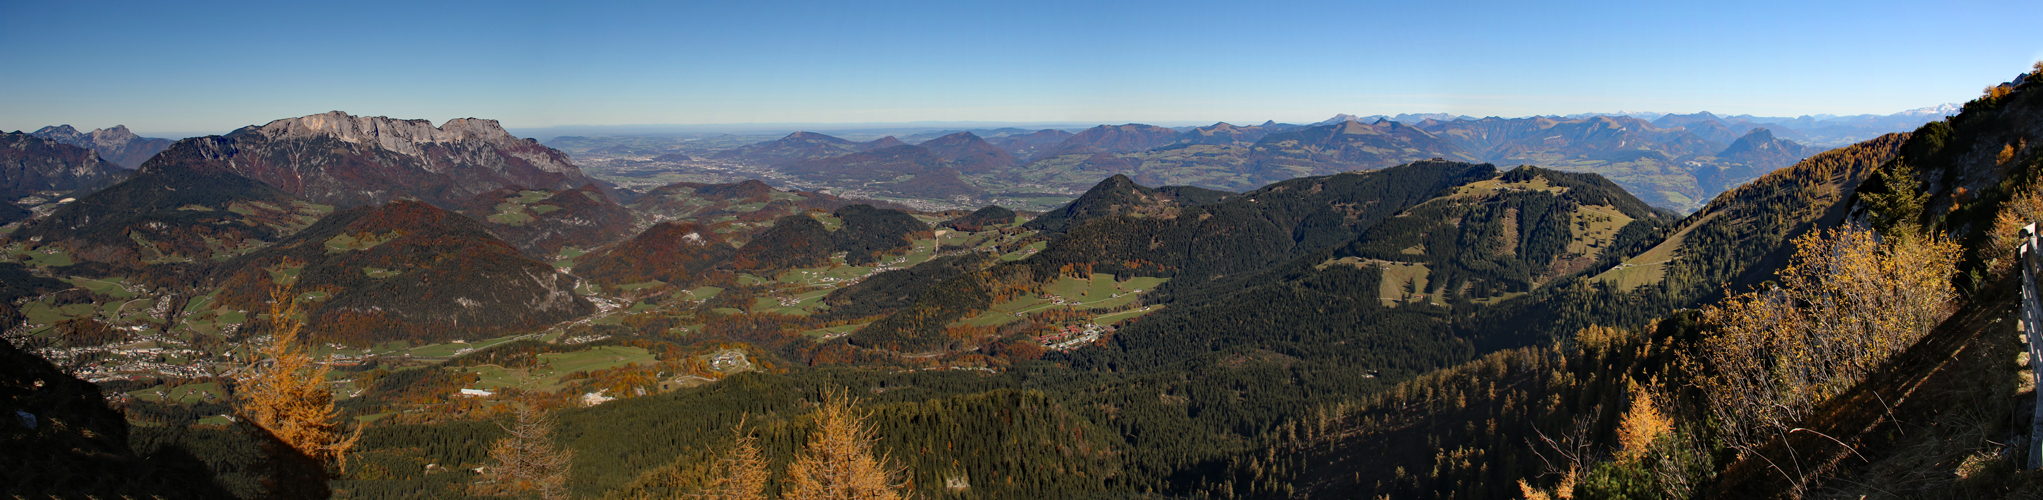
<box><xmin>478</xmin><ymin>401</ymin><xmax>574</xmax><ymax>500</ymax></box>
<box><xmin>703</xmin><ymin>418</ymin><xmax>771</xmax><ymax>500</ymax></box>
<box><xmin>783</xmin><ymin>391</ymin><xmax>909</xmax><ymax>500</ymax></box>
<box><xmin>1691</xmin><ymin>226</ymin><xmax>1958</xmax><ymax>454</ymax></box>
<box><xmin>235</xmin><ymin>284</ymin><xmax>360</xmax><ymax>468</ymax></box>
<box><xmin>1613</xmin><ymin>379</ymin><xmax>1672</xmax><ymax>461</ymax></box>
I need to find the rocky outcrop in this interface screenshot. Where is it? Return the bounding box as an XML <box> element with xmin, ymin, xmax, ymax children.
<box><xmin>140</xmin><ymin>111</ymin><xmax>596</xmax><ymax>208</ymax></box>
<box><xmin>30</xmin><ymin>125</ymin><xmax>172</xmax><ymax>169</ymax></box>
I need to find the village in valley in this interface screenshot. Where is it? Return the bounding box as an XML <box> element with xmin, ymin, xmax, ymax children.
<box><xmin>2</xmin><ymin>205</ymin><xmax>1167</xmax><ymax>423</ymax></box>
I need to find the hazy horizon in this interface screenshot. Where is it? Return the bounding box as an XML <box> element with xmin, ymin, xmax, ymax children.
<box><xmin>17</xmin><ymin>103</ymin><xmax>1970</xmax><ymax>143</ymax></box>
<box><xmin>5</xmin><ymin>0</ymin><xmax>2039</xmax><ymax>135</ymax></box>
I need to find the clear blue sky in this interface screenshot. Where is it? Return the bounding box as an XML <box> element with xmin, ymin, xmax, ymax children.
<box><xmin>4</xmin><ymin>0</ymin><xmax>2039</xmax><ymax>137</ymax></box>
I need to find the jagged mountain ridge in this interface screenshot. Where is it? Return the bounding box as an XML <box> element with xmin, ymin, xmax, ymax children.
<box><xmin>1169</xmin><ymin>122</ymin><xmax>1276</xmax><ymax>147</ymax></box>
<box><xmin>683</xmin><ymin>104</ymin><xmax>1941</xmax><ymax>214</ymax></box>
<box><xmin>151</xmin><ymin>111</ymin><xmax>597</xmax><ymax>208</ymax></box>
<box><xmin>1651</xmin><ymin>111</ymin><xmax>1808</xmax><ymax>143</ymax></box>
<box><xmin>29</xmin><ymin>125</ymin><xmax>173</xmax><ymax>169</ymax></box>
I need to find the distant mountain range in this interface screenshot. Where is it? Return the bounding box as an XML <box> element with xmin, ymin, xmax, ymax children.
<box><xmin>709</xmin><ymin>131</ymin><xmax>907</xmax><ymax>164</ymax></box>
<box><xmin>1332</xmin><ymin>105</ymin><xmax>1959</xmax><ymax>146</ymax></box>
<box><xmin>28</xmin><ymin>125</ymin><xmax>172</xmax><ymax>169</ymax></box>
<box><xmin>690</xmin><ymin>103</ymin><xmax>1954</xmax><ymax>212</ymax></box>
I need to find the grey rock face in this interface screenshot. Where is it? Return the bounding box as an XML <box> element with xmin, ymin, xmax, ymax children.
<box><xmin>136</xmin><ymin>111</ymin><xmax>597</xmax><ymax>208</ymax></box>
<box><xmin>30</xmin><ymin>124</ymin><xmax>172</xmax><ymax>169</ymax></box>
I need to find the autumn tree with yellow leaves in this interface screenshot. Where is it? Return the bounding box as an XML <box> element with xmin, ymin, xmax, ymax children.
<box><xmin>783</xmin><ymin>391</ymin><xmax>909</xmax><ymax>500</ymax></box>
<box><xmin>477</xmin><ymin>401</ymin><xmax>575</xmax><ymax>500</ymax></box>
<box><xmin>1691</xmin><ymin>226</ymin><xmax>1958</xmax><ymax>457</ymax></box>
<box><xmin>234</xmin><ymin>284</ymin><xmax>361</xmax><ymax>499</ymax></box>
<box><xmin>1985</xmin><ymin>154</ymin><xmax>2043</xmax><ymax>278</ymax></box>
<box><xmin>699</xmin><ymin>390</ymin><xmax>910</xmax><ymax>500</ymax></box>
<box><xmin>701</xmin><ymin>418</ymin><xmax>771</xmax><ymax>500</ymax></box>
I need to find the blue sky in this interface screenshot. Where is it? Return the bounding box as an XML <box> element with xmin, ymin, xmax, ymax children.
<box><xmin>3</xmin><ymin>0</ymin><xmax>2039</xmax><ymax>137</ymax></box>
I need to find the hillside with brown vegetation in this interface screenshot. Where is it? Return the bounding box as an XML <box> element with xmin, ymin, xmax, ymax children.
<box><xmin>211</xmin><ymin>200</ymin><xmax>593</xmax><ymax>345</ymax></box>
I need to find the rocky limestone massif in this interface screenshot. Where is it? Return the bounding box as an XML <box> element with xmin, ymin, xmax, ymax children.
<box><xmin>147</xmin><ymin>111</ymin><xmax>597</xmax><ymax>208</ymax></box>
<box><xmin>29</xmin><ymin>125</ymin><xmax>173</xmax><ymax>169</ymax></box>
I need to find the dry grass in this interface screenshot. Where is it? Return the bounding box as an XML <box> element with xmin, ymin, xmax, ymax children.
<box><xmin>1807</xmin><ymin>293</ymin><xmax>2043</xmax><ymax>500</ymax></box>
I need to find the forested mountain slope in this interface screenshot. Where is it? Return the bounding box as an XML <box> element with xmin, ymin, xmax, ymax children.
<box><xmin>1062</xmin><ymin>166</ymin><xmax>1676</xmax><ymax>374</ymax></box>
<box><xmin>3</xmin><ymin>157</ymin><xmax>327</xmax><ymax>281</ymax></box>
<box><xmin>210</xmin><ymin>200</ymin><xmax>593</xmax><ymax>345</ymax></box>
<box><xmin>1247</xmin><ymin>119</ymin><xmax>1477</xmax><ymax>179</ymax></box>
<box><xmin>1020</xmin><ymin>173</ymin><xmax>1233</xmax><ymax>233</ymax></box>
<box><xmin>1228</xmin><ymin>68</ymin><xmax>2043</xmax><ymax>500</ymax></box>
<box><xmin>0</xmin><ymin>131</ymin><xmax>128</xmax><ymax>198</ymax></box>
<box><xmin>452</xmin><ymin>184</ymin><xmax>641</xmax><ymax>258</ymax></box>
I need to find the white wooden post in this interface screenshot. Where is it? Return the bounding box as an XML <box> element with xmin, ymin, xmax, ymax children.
<box><xmin>2023</xmin><ymin>223</ymin><xmax>2043</xmax><ymax>469</ymax></box>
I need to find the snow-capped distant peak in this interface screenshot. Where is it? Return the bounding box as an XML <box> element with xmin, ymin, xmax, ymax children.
<box><xmin>1898</xmin><ymin>103</ymin><xmax>1961</xmax><ymax>117</ymax></box>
